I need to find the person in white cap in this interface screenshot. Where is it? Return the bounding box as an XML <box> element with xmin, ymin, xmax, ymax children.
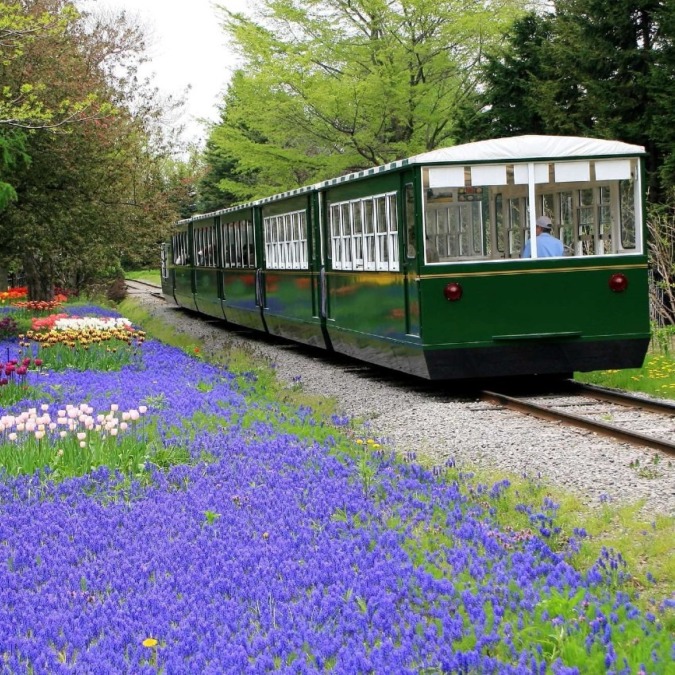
<box><xmin>521</xmin><ymin>215</ymin><xmax>564</xmax><ymax>258</ymax></box>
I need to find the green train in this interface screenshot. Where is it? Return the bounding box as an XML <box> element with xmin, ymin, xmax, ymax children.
<box><xmin>161</xmin><ymin>135</ymin><xmax>650</xmax><ymax>380</ymax></box>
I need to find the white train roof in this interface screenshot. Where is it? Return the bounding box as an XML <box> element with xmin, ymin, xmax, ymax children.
<box><xmin>182</xmin><ymin>135</ymin><xmax>646</xmax><ymax>223</ymax></box>
<box><xmin>404</xmin><ymin>135</ymin><xmax>646</xmax><ymax>165</ymax></box>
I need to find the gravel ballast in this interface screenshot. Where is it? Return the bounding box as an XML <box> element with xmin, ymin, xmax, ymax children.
<box><xmin>129</xmin><ymin>287</ymin><xmax>675</xmax><ymax>518</ymax></box>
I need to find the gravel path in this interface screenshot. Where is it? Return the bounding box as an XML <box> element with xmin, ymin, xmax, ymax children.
<box><xmin>129</xmin><ymin>286</ymin><xmax>675</xmax><ymax>517</ymax></box>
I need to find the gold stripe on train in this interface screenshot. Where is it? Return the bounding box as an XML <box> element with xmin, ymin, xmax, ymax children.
<box><xmin>419</xmin><ymin>263</ymin><xmax>647</xmax><ymax>281</ymax></box>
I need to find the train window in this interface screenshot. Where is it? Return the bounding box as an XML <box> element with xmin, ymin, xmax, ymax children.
<box><xmin>559</xmin><ymin>191</ymin><xmax>574</xmax><ymax>254</ymax></box>
<box><xmin>620</xmin><ymin>181</ymin><xmax>636</xmax><ymax>249</ymax></box>
<box><xmin>508</xmin><ymin>198</ymin><xmax>524</xmax><ymax>257</ymax></box>
<box><xmin>364</xmin><ymin>199</ymin><xmax>375</xmax><ymax>270</ymax></box>
<box><xmin>598</xmin><ymin>186</ymin><xmax>613</xmax><ymax>255</ymax></box>
<box><xmin>375</xmin><ymin>196</ymin><xmax>388</xmax><ymax>269</ymax></box>
<box><xmin>424</xmin><ymin>158</ymin><xmax>641</xmax><ymax>262</ymax></box>
<box><xmin>219</xmin><ymin>219</ymin><xmax>256</xmax><ymax>269</ymax></box>
<box><xmin>172</xmin><ymin>231</ymin><xmax>189</xmax><ymax>265</ymax></box>
<box><xmin>235</xmin><ymin>221</ymin><xmax>243</xmax><ymax>267</ymax></box>
<box><xmin>405</xmin><ymin>183</ymin><xmax>416</xmax><ymax>258</ymax></box>
<box><xmin>353</xmin><ymin>202</ymin><xmax>364</xmax><ymax>267</ymax></box>
<box><xmin>388</xmin><ymin>194</ymin><xmax>399</xmax><ymax>268</ymax></box>
<box><xmin>161</xmin><ymin>243</ymin><xmax>169</xmax><ymax>279</ymax></box>
<box><xmin>264</xmin><ymin>219</ymin><xmax>275</xmax><ymax>268</ymax></box>
<box><xmin>423</xmin><ymin>168</ymin><xmax>489</xmax><ymax>262</ymax></box>
<box><xmin>193</xmin><ymin>224</ymin><xmax>217</xmax><ymax>267</ymax></box>
<box><xmin>263</xmin><ymin>210</ymin><xmax>308</xmax><ymax>270</ymax></box>
<box><xmin>578</xmin><ymin>188</ymin><xmax>596</xmax><ymax>256</ymax></box>
<box><xmin>329</xmin><ymin>204</ymin><xmax>341</xmax><ymax>270</ymax></box>
<box><xmin>341</xmin><ymin>203</ymin><xmax>352</xmax><ymax>267</ymax></box>
<box><xmin>297</xmin><ymin>213</ymin><xmax>307</xmax><ymax>268</ymax></box>
<box><xmin>328</xmin><ymin>192</ymin><xmax>399</xmax><ymax>272</ymax></box>
<box><xmin>495</xmin><ymin>194</ymin><xmax>505</xmax><ymax>253</ymax></box>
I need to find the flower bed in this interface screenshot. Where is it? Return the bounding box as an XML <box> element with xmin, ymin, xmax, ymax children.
<box><xmin>0</xmin><ymin>306</ymin><xmax>671</xmax><ymax>673</ymax></box>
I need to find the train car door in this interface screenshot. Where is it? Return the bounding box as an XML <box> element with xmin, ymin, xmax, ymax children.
<box><xmin>159</xmin><ymin>242</ymin><xmax>174</xmax><ymax>300</ymax></box>
<box><xmin>402</xmin><ymin>172</ymin><xmax>420</xmax><ymax>337</ymax></box>
<box><xmin>312</xmin><ymin>189</ymin><xmax>332</xmax><ymax>349</ymax></box>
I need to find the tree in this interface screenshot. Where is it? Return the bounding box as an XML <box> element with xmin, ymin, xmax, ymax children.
<box><xmin>0</xmin><ymin>1</ymin><xmax>119</xmax><ymax>207</ymax></box>
<box><xmin>458</xmin><ymin>11</ymin><xmax>595</xmax><ymax>141</ymax></box>
<box><xmin>468</xmin><ymin>1</ymin><xmax>675</xmax><ymax>201</ymax></box>
<box><xmin>647</xmin><ymin>198</ymin><xmax>675</xmax><ymax>326</ymax></box>
<box><xmin>0</xmin><ymin>1</ymin><xmax>185</xmax><ymax>298</ymax></box>
<box><xmin>204</xmin><ymin>0</ymin><xmax>526</xmax><ymax>201</ymax></box>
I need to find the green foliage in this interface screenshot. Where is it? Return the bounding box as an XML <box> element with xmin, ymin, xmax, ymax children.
<box><xmin>468</xmin><ymin>0</ymin><xmax>675</xmax><ymax>201</ymax></box>
<box><xmin>647</xmin><ymin>197</ymin><xmax>675</xmax><ymax>325</ymax></box>
<box><xmin>0</xmin><ymin>130</ymin><xmax>29</xmax><ymax>211</ymax></box>
<box><xmin>203</xmin><ymin>510</ymin><xmax>221</xmax><ymax>526</ymax></box>
<box><xmin>0</xmin><ymin>1</ymin><xmax>189</xmax><ymax>299</ymax></box>
<box><xmin>457</xmin><ymin>12</ymin><xmax>559</xmax><ymax>141</ymax></box>
<box><xmin>575</xmin><ymin>350</ymin><xmax>675</xmax><ymax>400</ymax></box>
<box><xmin>0</xmin><ymin>1</ymin><xmax>84</xmax><ymax>128</ymax></box>
<box><xmin>106</xmin><ymin>277</ymin><xmax>127</xmax><ymax>303</ymax></box>
<box><xmin>202</xmin><ymin>0</ymin><xmax>527</xmax><ymax>201</ymax></box>
<box><xmin>0</xmin><ymin>315</ymin><xmax>18</xmax><ymax>338</ymax></box>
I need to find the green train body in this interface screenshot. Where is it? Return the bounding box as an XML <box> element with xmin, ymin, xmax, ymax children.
<box><xmin>161</xmin><ymin>135</ymin><xmax>650</xmax><ymax>380</ymax></box>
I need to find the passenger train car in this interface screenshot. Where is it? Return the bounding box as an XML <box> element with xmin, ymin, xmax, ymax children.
<box><xmin>160</xmin><ymin>135</ymin><xmax>651</xmax><ymax>380</ymax></box>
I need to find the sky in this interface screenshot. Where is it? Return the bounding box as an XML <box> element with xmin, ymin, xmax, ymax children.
<box><xmin>78</xmin><ymin>0</ymin><xmax>248</xmax><ymax>147</ymax></box>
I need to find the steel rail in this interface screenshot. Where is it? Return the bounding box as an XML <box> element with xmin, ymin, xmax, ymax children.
<box><xmin>124</xmin><ymin>279</ymin><xmax>164</xmax><ymax>299</ymax></box>
<box><xmin>566</xmin><ymin>381</ymin><xmax>675</xmax><ymax>416</ymax></box>
<box><xmin>480</xmin><ymin>389</ymin><xmax>675</xmax><ymax>455</ymax></box>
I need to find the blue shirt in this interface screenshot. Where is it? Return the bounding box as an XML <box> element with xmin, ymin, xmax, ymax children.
<box><xmin>522</xmin><ymin>232</ymin><xmax>564</xmax><ymax>258</ymax></box>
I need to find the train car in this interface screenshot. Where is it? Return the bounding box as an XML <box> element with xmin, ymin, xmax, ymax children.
<box><xmin>160</xmin><ymin>135</ymin><xmax>651</xmax><ymax>380</ymax></box>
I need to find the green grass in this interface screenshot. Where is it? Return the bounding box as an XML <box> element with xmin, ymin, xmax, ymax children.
<box><xmin>576</xmin><ymin>352</ymin><xmax>675</xmax><ymax>398</ymax></box>
<box><xmin>124</xmin><ymin>269</ymin><xmax>161</xmax><ymax>286</ymax></box>
<box><xmin>575</xmin><ymin>325</ymin><xmax>675</xmax><ymax>399</ymax></box>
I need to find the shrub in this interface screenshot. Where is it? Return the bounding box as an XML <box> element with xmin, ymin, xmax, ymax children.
<box><xmin>106</xmin><ymin>277</ymin><xmax>127</xmax><ymax>303</ymax></box>
<box><xmin>0</xmin><ymin>316</ymin><xmax>18</xmax><ymax>339</ymax></box>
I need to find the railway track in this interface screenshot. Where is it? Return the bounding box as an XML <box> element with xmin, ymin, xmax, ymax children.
<box><xmin>124</xmin><ymin>278</ymin><xmax>165</xmax><ymax>299</ymax></box>
<box><xmin>481</xmin><ymin>383</ymin><xmax>675</xmax><ymax>455</ymax></box>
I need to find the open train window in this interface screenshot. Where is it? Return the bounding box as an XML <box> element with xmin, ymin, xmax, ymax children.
<box><xmin>220</xmin><ymin>218</ymin><xmax>256</xmax><ymax>269</ymax></box>
<box><xmin>423</xmin><ymin>168</ymin><xmax>488</xmax><ymax>263</ymax></box>
<box><xmin>172</xmin><ymin>231</ymin><xmax>190</xmax><ymax>265</ymax></box>
<box><xmin>193</xmin><ymin>222</ymin><xmax>217</xmax><ymax>267</ymax></box>
<box><xmin>423</xmin><ymin>157</ymin><xmax>641</xmax><ymax>262</ymax></box>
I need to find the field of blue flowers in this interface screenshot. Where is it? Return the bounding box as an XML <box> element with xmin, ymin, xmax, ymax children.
<box><xmin>0</xmin><ymin>303</ymin><xmax>672</xmax><ymax>673</ymax></box>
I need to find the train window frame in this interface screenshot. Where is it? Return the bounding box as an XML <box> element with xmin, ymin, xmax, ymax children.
<box><xmin>404</xmin><ymin>183</ymin><xmax>416</xmax><ymax>258</ymax></box>
<box><xmin>219</xmin><ymin>218</ymin><xmax>256</xmax><ymax>269</ymax></box>
<box><xmin>160</xmin><ymin>243</ymin><xmax>169</xmax><ymax>279</ymax></box>
<box><xmin>423</xmin><ymin>158</ymin><xmax>642</xmax><ymax>262</ymax></box>
<box><xmin>193</xmin><ymin>223</ymin><xmax>217</xmax><ymax>268</ymax></box>
<box><xmin>328</xmin><ymin>191</ymin><xmax>400</xmax><ymax>273</ymax></box>
<box><xmin>423</xmin><ymin>189</ymin><xmax>489</xmax><ymax>263</ymax></box>
<box><xmin>172</xmin><ymin>230</ymin><xmax>190</xmax><ymax>266</ymax></box>
<box><xmin>263</xmin><ymin>209</ymin><xmax>308</xmax><ymax>271</ymax></box>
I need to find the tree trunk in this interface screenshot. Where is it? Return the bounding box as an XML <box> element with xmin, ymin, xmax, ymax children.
<box><xmin>23</xmin><ymin>254</ymin><xmax>55</xmax><ymax>301</ymax></box>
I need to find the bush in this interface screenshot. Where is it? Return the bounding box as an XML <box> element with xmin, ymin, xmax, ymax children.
<box><xmin>0</xmin><ymin>316</ymin><xmax>18</xmax><ymax>338</ymax></box>
<box><xmin>106</xmin><ymin>277</ymin><xmax>127</xmax><ymax>303</ymax></box>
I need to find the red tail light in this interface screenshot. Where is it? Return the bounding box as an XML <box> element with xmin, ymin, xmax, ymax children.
<box><xmin>444</xmin><ymin>282</ymin><xmax>463</xmax><ymax>301</ymax></box>
<box><xmin>609</xmin><ymin>273</ymin><xmax>628</xmax><ymax>293</ymax></box>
